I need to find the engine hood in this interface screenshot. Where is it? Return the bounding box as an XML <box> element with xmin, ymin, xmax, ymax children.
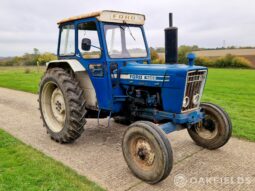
<box><xmin>119</xmin><ymin>62</ymin><xmax>207</xmax><ymax>87</ymax></box>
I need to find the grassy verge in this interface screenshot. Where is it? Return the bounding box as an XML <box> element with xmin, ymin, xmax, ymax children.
<box><xmin>0</xmin><ymin>66</ymin><xmax>44</xmax><ymax>93</ymax></box>
<box><xmin>0</xmin><ymin>128</ymin><xmax>104</xmax><ymax>191</ymax></box>
<box><xmin>0</xmin><ymin>66</ymin><xmax>254</xmax><ymax>141</ymax></box>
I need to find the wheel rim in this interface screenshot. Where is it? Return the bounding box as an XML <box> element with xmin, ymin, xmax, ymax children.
<box><xmin>195</xmin><ymin>116</ymin><xmax>218</xmax><ymax>140</ymax></box>
<box><xmin>41</xmin><ymin>82</ymin><xmax>66</xmax><ymax>133</ymax></box>
<box><xmin>51</xmin><ymin>88</ymin><xmax>66</xmax><ymax>124</ymax></box>
<box><xmin>130</xmin><ymin>136</ymin><xmax>156</xmax><ymax>170</ymax></box>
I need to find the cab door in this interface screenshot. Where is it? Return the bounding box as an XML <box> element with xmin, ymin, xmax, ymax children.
<box><xmin>76</xmin><ymin>19</ymin><xmax>112</xmax><ymax>110</ymax></box>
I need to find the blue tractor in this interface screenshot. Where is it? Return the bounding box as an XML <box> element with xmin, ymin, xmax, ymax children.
<box><xmin>39</xmin><ymin>10</ymin><xmax>232</xmax><ymax>184</ymax></box>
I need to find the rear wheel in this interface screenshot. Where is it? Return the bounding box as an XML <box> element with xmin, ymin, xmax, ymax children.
<box><xmin>188</xmin><ymin>102</ymin><xmax>232</xmax><ymax>150</ymax></box>
<box><xmin>122</xmin><ymin>121</ymin><xmax>173</xmax><ymax>184</ymax></box>
<box><xmin>39</xmin><ymin>68</ymin><xmax>87</xmax><ymax>143</ymax></box>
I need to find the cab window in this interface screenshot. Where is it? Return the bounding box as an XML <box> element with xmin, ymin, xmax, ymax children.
<box><xmin>78</xmin><ymin>22</ymin><xmax>101</xmax><ymax>59</ymax></box>
<box><xmin>59</xmin><ymin>24</ymin><xmax>75</xmax><ymax>56</ymax></box>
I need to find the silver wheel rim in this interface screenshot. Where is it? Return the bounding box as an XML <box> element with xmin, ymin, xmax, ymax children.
<box><xmin>41</xmin><ymin>82</ymin><xmax>66</xmax><ymax>133</ymax></box>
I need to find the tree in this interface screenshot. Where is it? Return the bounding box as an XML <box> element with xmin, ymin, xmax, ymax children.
<box><xmin>150</xmin><ymin>47</ymin><xmax>159</xmax><ymax>61</ymax></box>
<box><xmin>33</xmin><ymin>48</ymin><xmax>39</xmax><ymax>55</ymax></box>
<box><xmin>37</xmin><ymin>53</ymin><xmax>57</xmax><ymax>66</ymax></box>
<box><xmin>178</xmin><ymin>45</ymin><xmax>193</xmax><ymax>64</ymax></box>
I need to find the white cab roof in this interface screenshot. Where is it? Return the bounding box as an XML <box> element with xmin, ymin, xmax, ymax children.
<box><xmin>57</xmin><ymin>10</ymin><xmax>145</xmax><ymax>25</ymax></box>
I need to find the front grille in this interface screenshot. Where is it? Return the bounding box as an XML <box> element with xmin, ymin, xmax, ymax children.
<box><xmin>182</xmin><ymin>70</ymin><xmax>207</xmax><ymax>112</ymax></box>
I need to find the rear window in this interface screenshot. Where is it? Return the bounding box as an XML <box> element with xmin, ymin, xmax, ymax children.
<box><xmin>59</xmin><ymin>24</ymin><xmax>75</xmax><ymax>56</ymax></box>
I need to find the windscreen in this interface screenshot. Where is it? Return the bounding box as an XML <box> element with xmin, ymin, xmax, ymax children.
<box><xmin>104</xmin><ymin>24</ymin><xmax>147</xmax><ymax>58</ymax></box>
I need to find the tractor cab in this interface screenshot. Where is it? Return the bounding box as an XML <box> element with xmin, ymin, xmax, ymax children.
<box><xmin>56</xmin><ymin>10</ymin><xmax>151</xmax><ymax>111</ymax></box>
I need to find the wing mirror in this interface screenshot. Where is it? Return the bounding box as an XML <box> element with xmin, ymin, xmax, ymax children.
<box><xmin>81</xmin><ymin>38</ymin><xmax>91</xmax><ymax>51</ymax></box>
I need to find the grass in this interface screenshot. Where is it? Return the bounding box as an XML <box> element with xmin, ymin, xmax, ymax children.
<box><xmin>0</xmin><ymin>66</ymin><xmax>254</xmax><ymax>141</ymax></box>
<box><xmin>193</xmin><ymin>48</ymin><xmax>255</xmax><ymax>57</ymax></box>
<box><xmin>0</xmin><ymin>66</ymin><xmax>44</xmax><ymax>93</ymax></box>
<box><xmin>0</xmin><ymin>128</ymin><xmax>104</xmax><ymax>191</ymax></box>
<box><xmin>202</xmin><ymin>69</ymin><xmax>255</xmax><ymax>141</ymax></box>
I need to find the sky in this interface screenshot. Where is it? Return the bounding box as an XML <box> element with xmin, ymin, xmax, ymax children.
<box><xmin>0</xmin><ymin>0</ymin><xmax>254</xmax><ymax>57</ymax></box>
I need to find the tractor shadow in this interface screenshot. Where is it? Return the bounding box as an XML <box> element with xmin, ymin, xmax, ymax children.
<box><xmin>77</xmin><ymin>118</ymin><xmax>127</xmax><ymax>146</ymax></box>
<box><xmin>74</xmin><ymin>118</ymin><xmax>205</xmax><ymax>164</ymax></box>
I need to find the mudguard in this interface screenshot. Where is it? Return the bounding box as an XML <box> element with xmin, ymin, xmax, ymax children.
<box><xmin>46</xmin><ymin>59</ymin><xmax>98</xmax><ymax>109</ymax></box>
<box><xmin>46</xmin><ymin>59</ymin><xmax>85</xmax><ymax>72</ymax></box>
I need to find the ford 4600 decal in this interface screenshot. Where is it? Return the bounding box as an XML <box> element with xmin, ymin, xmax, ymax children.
<box><xmin>120</xmin><ymin>74</ymin><xmax>170</xmax><ymax>82</ymax></box>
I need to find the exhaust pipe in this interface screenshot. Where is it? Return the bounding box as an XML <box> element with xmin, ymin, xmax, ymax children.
<box><xmin>165</xmin><ymin>13</ymin><xmax>178</xmax><ymax>64</ymax></box>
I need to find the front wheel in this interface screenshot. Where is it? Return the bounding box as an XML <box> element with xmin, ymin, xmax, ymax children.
<box><xmin>188</xmin><ymin>102</ymin><xmax>232</xmax><ymax>150</ymax></box>
<box><xmin>122</xmin><ymin>121</ymin><xmax>173</xmax><ymax>184</ymax></box>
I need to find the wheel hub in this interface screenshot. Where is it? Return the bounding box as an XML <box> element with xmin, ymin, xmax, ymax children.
<box><xmin>135</xmin><ymin>139</ymin><xmax>155</xmax><ymax>166</ymax></box>
<box><xmin>195</xmin><ymin>117</ymin><xmax>218</xmax><ymax>140</ymax></box>
<box><xmin>51</xmin><ymin>88</ymin><xmax>66</xmax><ymax>124</ymax></box>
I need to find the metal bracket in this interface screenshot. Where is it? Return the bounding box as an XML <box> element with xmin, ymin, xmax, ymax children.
<box><xmin>97</xmin><ymin>109</ymin><xmax>101</xmax><ymax>127</ymax></box>
<box><xmin>107</xmin><ymin>111</ymin><xmax>112</xmax><ymax>128</ymax></box>
<box><xmin>159</xmin><ymin>122</ymin><xmax>177</xmax><ymax>134</ymax></box>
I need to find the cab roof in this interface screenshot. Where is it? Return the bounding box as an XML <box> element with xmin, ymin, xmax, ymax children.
<box><xmin>57</xmin><ymin>10</ymin><xmax>145</xmax><ymax>25</ymax></box>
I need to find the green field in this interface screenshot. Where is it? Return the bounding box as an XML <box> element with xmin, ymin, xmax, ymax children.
<box><xmin>0</xmin><ymin>129</ymin><xmax>104</xmax><ymax>191</ymax></box>
<box><xmin>202</xmin><ymin>69</ymin><xmax>255</xmax><ymax>141</ymax></box>
<box><xmin>0</xmin><ymin>67</ymin><xmax>43</xmax><ymax>93</ymax></box>
<box><xmin>0</xmin><ymin>67</ymin><xmax>254</xmax><ymax>142</ymax></box>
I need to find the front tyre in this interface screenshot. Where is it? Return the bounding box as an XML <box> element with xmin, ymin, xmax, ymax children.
<box><xmin>188</xmin><ymin>103</ymin><xmax>232</xmax><ymax>150</ymax></box>
<box><xmin>39</xmin><ymin>68</ymin><xmax>87</xmax><ymax>143</ymax></box>
<box><xmin>122</xmin><ymin>121</ymin><xmax>173</xmax><ymax>184</ymax></box>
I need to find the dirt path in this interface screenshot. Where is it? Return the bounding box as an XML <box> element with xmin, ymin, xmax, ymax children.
<box><xmin>0</xmin><ymin>87</ymin><xmax>254</xmax><ymax>191</ymax></box>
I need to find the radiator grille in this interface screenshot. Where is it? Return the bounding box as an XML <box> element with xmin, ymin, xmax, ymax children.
<box><xmin>182</xmin><ymin>70</ymin><xmax>207</xmax><ymax>112</ymax></box>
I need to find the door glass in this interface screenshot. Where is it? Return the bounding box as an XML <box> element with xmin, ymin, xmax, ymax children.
<box><xmin>78</xmin><ymin>22</ymin><xmax>102</xmax><ymax>59</ymax></box>
<box><xmin>59</xmin><ymin>25</ymin><xmax>75</xmax><ymax>56</ymax></box>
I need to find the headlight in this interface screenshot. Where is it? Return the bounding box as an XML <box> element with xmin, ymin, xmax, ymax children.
<box><xmin>192</xmin><ymin>94</ymin><xmax>200</xmax><ymax>105</ymax></box>
<box><xmin>182</xmin><ymin>96</ymin><xmax>190</xmax><ymax>108</ymax></box>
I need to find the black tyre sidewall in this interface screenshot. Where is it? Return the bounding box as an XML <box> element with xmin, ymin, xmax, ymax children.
<box><xmin>188</xmin><ymin>103</ymin><xmax>232</xmax><ymax>150</ymax></box>
<box><xmin>39</xmin><ymin>75</ymin><xmax>70</xmax><ymax>139</ymax></box>
<box><xmin>122</xmin><ymin>121</ymin><xmax>173</xmax><ymax>184</ymax></box>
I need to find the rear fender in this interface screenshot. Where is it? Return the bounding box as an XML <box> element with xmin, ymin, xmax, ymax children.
<box><xmin>46</xmin><ymin>59</ymin><xmax>85</xmax><ymax>72</ymax></box>
<box><xmin>46</xmin><ymin>59</ymin><xmax>98</xmax><ymax>110</ymax></box>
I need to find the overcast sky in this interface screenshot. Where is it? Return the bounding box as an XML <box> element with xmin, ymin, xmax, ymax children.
<box><xmin>0</xmin><ymin>0</ymin><xmax>254</xmax><ymax>56</ymax></box>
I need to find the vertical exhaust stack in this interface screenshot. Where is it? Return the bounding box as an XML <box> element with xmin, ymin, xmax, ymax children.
<box><xmin>165</xmin><ymin>13</ymin><xmax>178</xmax><ymax>64</ymax></box>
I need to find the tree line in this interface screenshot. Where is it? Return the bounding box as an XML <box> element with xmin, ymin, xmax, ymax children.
<box><xmin>150</xmin><ymin>45</ymin><xmax>252</xmax><ymax>68</ymax></box>
<box><xmin>0</xmin><ymin>46</ymin><xmax>253</xmax><ymax>68</ymax></box>
<box><xmin>0</xmin><ymin>48</ymin><xmax>57</xmax><ymax>66</ymax></box>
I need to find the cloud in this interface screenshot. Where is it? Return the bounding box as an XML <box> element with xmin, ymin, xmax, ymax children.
<box><xmin>0</xmin><ymin>0</ymin><xmax>254</xmax><ymax>56</ymax></box>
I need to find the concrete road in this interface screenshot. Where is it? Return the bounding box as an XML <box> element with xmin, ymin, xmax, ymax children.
<box><xmin>0</xmin><ymin>87</ymin><xmax>254</xmax><ymax>191</ymax></box>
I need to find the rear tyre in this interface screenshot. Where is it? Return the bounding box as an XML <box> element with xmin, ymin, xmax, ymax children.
<box><xmin>187</xmin><ymin>102</ymin><xmax>232</xmax><ymax>150</ymax></box>
<box><xmin>122</xmin><ymin>121</ymin><xmax>173</xmax><ymax>184</ymax></box>
<box><xmin>39</xmin><ymin>68</ymin><xmax>87</xmax><ymax>143</ymax></box>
